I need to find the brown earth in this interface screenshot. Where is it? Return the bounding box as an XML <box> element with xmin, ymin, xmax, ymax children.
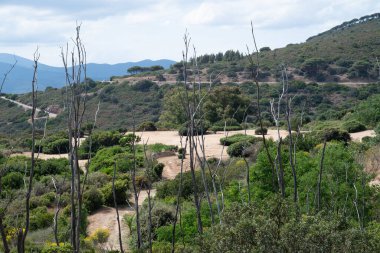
<box><xmin>87</xmin><ymin>189</ymin><xmax>156</xmax><ymax>252</ymax></box>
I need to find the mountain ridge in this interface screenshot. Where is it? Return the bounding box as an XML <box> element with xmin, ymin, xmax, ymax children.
<box><xmin>0</xmin><ymin>54</ymin><xmax>175</xmax><ymax>93</ymax></box>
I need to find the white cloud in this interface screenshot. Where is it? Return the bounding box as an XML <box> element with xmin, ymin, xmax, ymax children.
<box><xmin>0</xmin><ymin>0</ymin><xmax>379</xmax><ymax>66</ymax></box>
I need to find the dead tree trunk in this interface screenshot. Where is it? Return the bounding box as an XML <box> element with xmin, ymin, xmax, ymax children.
<box><xmin>61</xmin><ymin>25</ymin><xmax>88</xmax><ymax>253</ymax></box>
<box><xmin>282</xmin><ymin>68</ymin><xmax>298</xmax><ymax>203</ymax></box>
<box><xmin>18</xmin><ymin>49</ymin><xmax>39</xmax><ymax>253</ymax></box>
<box><xmin>247</xmin><ymin>22</ymin><xmax>277</xmax><ymax>192</ymax></box>
<box><xmin>317</xmin><ymin>139</ymin><xmax>327</xmax><ymax>212</ymax></box>
<box><xmin>112</xmin><ymin>163</ymin><xmax>124</xmax><ymax>253</ymax></box>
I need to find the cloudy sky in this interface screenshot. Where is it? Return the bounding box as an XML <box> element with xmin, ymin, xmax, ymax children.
<box><xmin>0</xmin><ymin>0</ymin><xmax>379</xmax><ymax>66</ymax></box>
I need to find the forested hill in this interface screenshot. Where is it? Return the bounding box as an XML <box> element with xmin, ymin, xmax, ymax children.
<box><xmin>140</xmin><ymin>12</ymin><xmax>380</xmax><ymax>84</ymax></box>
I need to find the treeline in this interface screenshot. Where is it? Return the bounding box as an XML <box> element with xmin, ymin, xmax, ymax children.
<box><xmin>307</xmin><ymin>12</ymin><xmax>380</xmax><ymax>41</ymax></box>
<box><xmin>127</xmin><ymin>65</ymin><xmax>164</xmax><ymax>75</ymax></box>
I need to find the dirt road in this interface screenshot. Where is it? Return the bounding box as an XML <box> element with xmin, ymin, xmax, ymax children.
<box><xmin>0</xmin><ymin>96</ymin><xmax>58</xmax><ymax>118</ymax></box>
<box><xmin>87</xmin><ymin>189</ymin><xmax>156</xmax><ymax>251</ymax></box>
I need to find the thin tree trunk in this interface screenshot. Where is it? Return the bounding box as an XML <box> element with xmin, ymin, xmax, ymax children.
<box><xmin>112</xmin><ymin>163</ymin><xmax>124</xmax><ymax>253</ymax></box>
<box><xmin>247</xmin><ymin>22</ymin><xmax>277</xmax><ymax>192</ymax></box>
<box><xmin>0</xmin><ymin>216</ymin><xmax>10</xmax><ymax>253</ymax></box>
<box><xmin>18</xmin><ymin>49</ymin><xmax>39</xmax><ymax>253</ymax></box>
<box><xmin>131</xmin><ymin>121</ymin><xmax>142</xmax><ymax>249</ymax></box>
<box><xmin>172</xmin><ymin>137</ymin><xmax>187</xmax><ymax>253</ymax></box>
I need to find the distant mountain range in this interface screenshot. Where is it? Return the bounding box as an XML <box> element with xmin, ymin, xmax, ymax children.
<box><xmin>0</xmin><ymin>53</ymin><xmax>175</xmax><ymax>94</ymax></box>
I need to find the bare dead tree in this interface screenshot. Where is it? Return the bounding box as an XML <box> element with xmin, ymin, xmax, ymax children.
<box><xmin>0</xmin><ymin>58</ymin><xmax>17</xmax><ymax>94</ymax></box>
<box><xmin>130</xmin><ymin>118</ymin><xmax>142</xmax><ymax>249</ymax></box>
<box><xmin>172</xmin><ymin>135</ymin><xmax>188</xmax><ymax>253</ymax></box>
<box><xmin>269</xmin><ymin>77</ymin><xmax>286</xmax><ymax>197</ymax></box>
<box><xmin>112</xmin><ymin>162</ymin><xmax>124</xmax><ymax>253</ymax></box>
<box><xmin>17</xmin><ymin>48</ymin><xmax>39</xmax><ymax>253</ymax></box>
<box><xmin>282</xmin><ymin>67</ymin><xmax>298</xmax><ymax>203</ymax></box>
<box><xmin>52</xmin><ymin>176</ymin><xmax>66</xmax><ymax>246</ymax></box>
<box><xmin>192</xmin><ymin>46</ymin><xmax>215</xmax><ymax>225</ymax></box>
<box><xmin>0</xmin><ymin>56</ymin><xmax>17</xmax><ymax>253</ymax></box>
<box><xmin>142</xmin><ymin>140</ymin><xmax>156</xmax><ymax>253</ymax></box>
<box><xmin>353</xmin><ymin>183</ymin><xmax>363</xmax><ymax>231</ymax></box>
<box><xmin>246</xmin><ymin>22</ymin><xmax>277</xmax><ymax>192</ymax></box>
<box><xmin>61</xmin><ymin>24</ymin><xmax>88</xmax><ymax>252</ymax></box>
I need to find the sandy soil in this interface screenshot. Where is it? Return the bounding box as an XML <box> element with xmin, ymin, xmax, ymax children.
<box><xmin>350</xmin><ymin>130</ymin><xmax>376</xmax><ymax>141</ymax></box>
<box><xmin>136</xmin><ymin>129</ymin><xmax>289</xmax><ymax>158</ymax></box>
<box><xmin>87</xmin><ymin>189</ymin><xmax>156</xmax><ymax>251</ymax></box>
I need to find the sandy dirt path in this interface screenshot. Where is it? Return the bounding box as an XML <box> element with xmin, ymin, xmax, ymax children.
<box><xmin>0</xmin><ymin>96</ymin><xmax>58</xmax><ymax>118</ymax></box>
<box><xmin>87</xmin><ymin>189</ymin><xmax>156</xmax><ymax>251</ymax></box>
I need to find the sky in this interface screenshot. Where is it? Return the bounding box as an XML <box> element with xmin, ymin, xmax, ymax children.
<box><xmin>0</xmin><ymin>0</ymin><xmax>379</xmax><ymax>66</ymax></box>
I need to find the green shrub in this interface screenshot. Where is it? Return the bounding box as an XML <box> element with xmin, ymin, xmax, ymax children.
<box><xmin>79</xmin><ymin>131</ymin><xmax>123</xmax><ymax>159</ymax></box>
<box><xmin>178</xmin><ymin>125</ymin><xmax>208</xmax><ymax>136</ymax></box>
<box><xmin>220</xmin><ymin>134</ymin><xmax>260</xmax><ymax>146</ymax></box>
<box><xmin>119</xmin><ymin>133</ymin><xmax>141</xmax><ymax>147</ymax></box>
<box><xmin>149</xmin><ymin>143</ymin><xmax>177</xmax><ymax>153</ymax></box>
<box><xmin>156</xmin><ymin>170</ymin><xmax>211</xmax><ymax>199</ymax></box>
<box><xmin>136</xmin><ymin>175</ymin><xmax>150</xmax><ymax>189</ymax></box>
<box><xmin>36</xmin><ymin>158</ymin><xmax>69</xmax><ymax>177</ymax></box>
<box><xmin>42</xmin><ymin>139</ymin><xmax>70</xmax><ymax>154</ymax></box>
<box><xmin>178</xmin><ymin>147</ymin><xmax>186</xmax><ymax>159</ymax></box>
<box><xmin>132</xmin><ymin>80</ymin><xmax>158</xmax><ymax>92</ymax></box>
<box><xmin>342</xmin><ymin>120</ymin><xmax>366</xmax><ymax>133</ymax></box>
<box><xmin>30</xmin><ymin>207</ymin><xmax>54</xmax><ymax>231</ymax></box>
<box><xmin>41</xmin><ymin>243</ymin><xmax>73</xmax><ymax>253</ymax></box>
<box><xmin>101</xmin><ymin>179</ymin><xmax>129</xmax><ymax>206</ymax></box>
<box><xmin>138</xmin><ymin>121</ymin><xmax>157</xmax><ymax>131</ymax></box>
<box><xmin>227</xmin><ymin>141</ymin><xmax>253</xmax><ymax>157</ymax></box>
<box><xmin>83</xmin><ymin>187</ymin><xmax>104</xmax><ymax>213</ymax></box>
<box><xmin>153</xmin><ymin>163</ymin><xmax>164</xmax><ymax>179</ymax></box>
<box><xmin>210</xmin><ymin>125</ymin><xmax>243</xmax><ymax>132</ymax></box>
<box><xmin>322</xmin><ymin>128</ymin><xmax>351</xmax><ymax>142</ymax></box>
<box><xmin>2</xmin><ymin>171</ymin><xmax>23</xmax><ymax>189</ymax></box>
<box><xmin>255</xmin><ymin>128</ymin><xmax>268</xmax><ymax>135</ymax></box>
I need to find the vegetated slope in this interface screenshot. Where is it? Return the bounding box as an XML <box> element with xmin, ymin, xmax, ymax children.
<box><xmin>1</xmin><ymin>79</ymin><xmax>171</xmax><ymax>136</ymax></box>
<box><xmin>0</xmin><ymin>53</ymin><xmax>175</xmax><ymax>94</ymax></box>
<box><xmin>125</xmin><ymin>13</ymin><xmax>379</xmax><ymax>85</ymax></box>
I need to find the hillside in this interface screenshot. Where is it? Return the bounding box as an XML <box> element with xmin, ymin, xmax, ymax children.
<box><xmin>115</xmin><ymin>13</ymin><xmax>380</xmax><ymax>85</ymax></box>
<box><xmin>2</xmin><ymin>13</ymin><xmax>380</xmax><ymax>137</ymax></box>
<box><xmin>0</xmin><ymin>53</ymin><xmax>175</xmax><ymax>93</ymax></box>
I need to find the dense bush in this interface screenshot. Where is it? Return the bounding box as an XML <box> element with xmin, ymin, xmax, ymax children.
<box><xmin>156</xmin><ymin>171</ymin><xmax>211</xmax><ymax>199</ymax></box>
<box><xmin>119</xmin><ymin>133</ymin><xmax>141</xmax><ymax>147</ymax></box>
<box><xmin>83</xmin><ymin>187</ymin><xmax>105</xmax><ymax>213</ymax></box>
<box><xmin>227</xmin><ymin>141</ymin><xmax>253</xmax><ymax>157</ymax></box>
<box><xmin>220</xmin><ymin>134</ymin><xmax>260</xmax><ymax>146</ymax></box>
<box><xmin>200</xmin><ymin>200</ymin><xmax>380</xmax><ymax>253</ymax></box>
<box><xmin>342</xmin><ymin>120</ymin><xmax>366</xmax><ymax>133</ymax></box>
<box><xmin>137</xmin><ymin>121</ymin><xmax>157</xmax><ymax>131</ymax></box>
<box><xmin>88</xmin><ymin>146</ymin><xmax>142</xmax><ymax>174</ymax></box>
<box><xmin>255</xmin><ymin>127</ymin><xmax>268</xmax><ymax>135</ymax></box>
<box><xmin>42</xmin><ymin>138</ymin><xmax>70</xmax><ymax>154</ymax></box>
<box><xmin>2</xmin><ymin>171</ymin><xmax>24</xmax><ymax>189</ymax></box>
<box><xmin>149</xmin><ymin>143</ymin><xmax>177</xmax><ymax>153</ymax></box>
<box><xmin>41</xmin><ymin>243</ymin><xmax>73</xmax><ymax>253</ymax></box>
<box><xmin>322</xmin><ymin>128</ymin><xmax>351</xmax><ymax>142</ymax></box>
<box><xmin>153</xmin><ymin>163</ymin><xmax>164</xmax><ymax>179</ymax></box>
<box><xmin>101</xmin><ymin>179</ymin><xmax>129</xmax><ymax>206</ymax></box>
<box><xmin>79</xmin><ymin>131</ymin><xmax>123</xmax><ymax>158</ymax></box>
<box><xmin>30</xmin><ymin>207</ymin><xmax>54</xmax><ymax>231</ymax></box>
<box><xmin>210</xmin><ymin>125</ymin><xmax>242</xmax><ymax>132</ymax></box>
<box><xmin>36</xmin><ymin>158</ymin><xmax>69</xmax><ymax>177</ymax></box>
<box><xmin>178</xmin><ymin>125</ymin><xmax>209</xmax><ymax>136</ymax></box>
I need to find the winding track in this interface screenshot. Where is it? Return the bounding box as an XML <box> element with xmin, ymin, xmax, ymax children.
<box><xmin>0</xmin><ymin>96</ymin><xmax>58</xmax><ymax>118</ymax></box>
